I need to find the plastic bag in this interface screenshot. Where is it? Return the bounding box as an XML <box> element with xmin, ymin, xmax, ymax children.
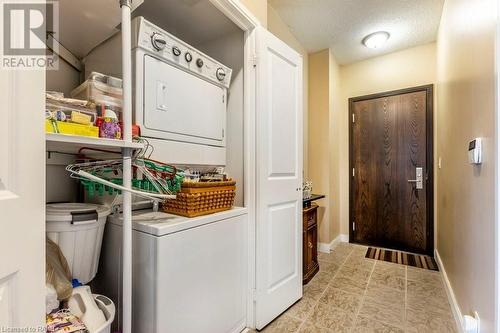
<box><xmin>46</xmin><ymin>284</ymin><xmax>59</xmax><ymax>314</ymax></box>
<box><xmin>46</xmin><ymin>238</ymin><xmax>73</xmax><ymax>301</ymax></box>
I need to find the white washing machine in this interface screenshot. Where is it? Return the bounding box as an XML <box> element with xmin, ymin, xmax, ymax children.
<box><xmin>96</xmin><ymin>207</ymin><xmax>247</xmax><ymax>333</ymax></box>
<box><xmin>132</xmin><ymin>17</ymin><xmax>232</xmax><ymax>147</ymax></box>
<box><xmin>85</xmin><ymin>16</ymin><xmax>233</xmax><ymax>165</ymax></box>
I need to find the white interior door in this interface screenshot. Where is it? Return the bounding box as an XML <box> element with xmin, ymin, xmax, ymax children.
<box><xmin>0</xmin><ymin>23</ymin><xmax>46</xmax><ymax>329</ymax></box>
<box><xmin>255</xmin><ymin>28</ymin><xmax>303</xmax><ymax>330</ymax></box>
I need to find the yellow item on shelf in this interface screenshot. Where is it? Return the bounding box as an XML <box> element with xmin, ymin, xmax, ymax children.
<box><xmin>45</xmin><ymin>119</ymin><xmax>99</xmax><ymax>138</ymax></box>
<box><xmin>71</xmin><ymin>111</ymin><xmax>92</xmax><ymax>125</ymax></box>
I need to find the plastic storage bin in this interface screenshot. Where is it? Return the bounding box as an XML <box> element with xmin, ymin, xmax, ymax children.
<box><xmin>46</xmin><ymin>203</ymin><xmax>111</xmax><ymax>284</ymax></box>
<box><xmin>87</xmin><ymin>72</ymin><xmax>122</xmax><ymax>88</ymax></box>
<box><xmin>70</xmin><ymin>74</ymin><xmax>123</xmax><ymax>111</ymax></box>
<box><xmin>45</xmin><ymin>119</ymin><xmax>99</xmax><ymax>137</ymax></box>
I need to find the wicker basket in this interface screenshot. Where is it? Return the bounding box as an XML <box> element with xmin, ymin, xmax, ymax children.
<box><xmin>163</xmin><ymin>180</ymin><xmax>236</xmax><ymax>217</ymax></box>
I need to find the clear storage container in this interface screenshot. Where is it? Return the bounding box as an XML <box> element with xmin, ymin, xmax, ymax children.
<box><xmin>70</xmin><ymin>73</ymin><xmax>123</xmax><ymax>111</ymax></box>
<box><xmin>46</xmin><ymin>203</ymin><xmax>111</xmax><ymax>284</ymax></box>
<box><xmin>87</xmin><ymin>72</ymin><xmax>122</xmax><ymax>89</ymax></box>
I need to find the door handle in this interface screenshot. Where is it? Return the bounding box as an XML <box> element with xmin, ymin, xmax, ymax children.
<box><xmin>408</xmin><ymin>167</ymin><xmax>423</xmax><ymax>190</ymax></box>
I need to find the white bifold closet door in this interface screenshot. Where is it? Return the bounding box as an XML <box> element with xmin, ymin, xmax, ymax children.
<box><xmin>255</xmin><ymin>28</ymin><xmax>304</xmax><ymax>330</ymax></box>
<box><xmin>0</xmin><ymin>22</ymin><xmax>45</xmax><ymax>328</ymax></box>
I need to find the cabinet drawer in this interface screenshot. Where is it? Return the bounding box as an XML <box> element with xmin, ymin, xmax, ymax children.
<box><xmin>303</xmin><ymin>206</ymin><xmax>317</xmax><ymax>228</ymax></box>
<box><xmin>302</xmin><ymin>214</ymin><xmax>319</xmax><ymax>285</ymax></box>
<box><xmin>306</xmin><ymin>211</ymin><xmax>316</xmax><ymax>227</ymax></box>
<box><xmin>305</xmin><ymin>230</ymin><xmax>315</xmax><ymax>268</ymax></box>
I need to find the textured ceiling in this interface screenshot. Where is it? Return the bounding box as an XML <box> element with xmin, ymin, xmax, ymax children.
<box><xmin>268</xmin><ymin>0</ymin><xmax>445</xmax><ymax>64</ymax></box>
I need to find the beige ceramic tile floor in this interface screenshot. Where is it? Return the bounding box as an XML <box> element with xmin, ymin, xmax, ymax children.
<box><xmin>255</xmin><ymin>243</ymin><xmax>457</xmax><ymax>333</ymax></box>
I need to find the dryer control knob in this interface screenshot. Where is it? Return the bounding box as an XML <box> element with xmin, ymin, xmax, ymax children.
<box><xmin>216</xmin><ymin>67</ymin><xmax>226</xmax><ymax>81</ymax></box>
<box><xmin>172</xmin><ymin>46</ymin><xmax>181</xmax><ymax>57</ymax></box>
<box><xmin>151</xmin><ymin>33</ymin><xmax>166</xmax><ymax>51</ymax></box>
<box><xmin>185</xmin><ymin>52</ymin><xmax>193</xmax><ymax>62</ymax></box>
<box><xmin>196</xmin><ymin>58</ymin><xmax>204</xmax><ymax>68</ymax></box>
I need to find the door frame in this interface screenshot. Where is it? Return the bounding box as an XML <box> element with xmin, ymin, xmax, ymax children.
<box><xmin>348</xmin><ymin>84</ymin><xmax>434</xmax><ymax>256</ymax></box>
<box><xmin>208</xmin><ymin>0</ymin><xmax>260</xmax><ymax>328</ymax></box>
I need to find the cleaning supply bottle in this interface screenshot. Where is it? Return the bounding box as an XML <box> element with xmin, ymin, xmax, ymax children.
<box><xmin>99</xmin><ymin>107</ymin><xmax>121</xmax><ymax>139</ymax></box>
<box><xmin>68</xmin><ymin>286</ymin><xmax>106</xmax><ymax>333</ymax></box>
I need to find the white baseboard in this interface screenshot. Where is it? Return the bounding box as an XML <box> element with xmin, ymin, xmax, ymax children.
<box><xmin>317</xmin><ymin>241</ymin><xmax>333</xmax><ymax>253</ymax></box>
<box><xmin>318</xmin><ymin>234</ymin><xmax>349</xmax><ymax>253</ymax></box>
<box><xmin>340</xmin><ymin>234</ymin><xmax>349</xmax><ymax>243</ymax></box>
<box><xmin>434</xmin><ymin>249</ymin><xmax>464</xmax><ymax>333</ymax></box>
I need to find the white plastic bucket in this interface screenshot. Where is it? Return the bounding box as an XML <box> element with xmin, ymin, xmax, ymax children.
<box><xmin>46</xmin><ymin>203</ymin><xmax>111</xmax><ymax>284</ymax></box>
<box><xmin>93</xmin><ymin>294</ymin><xmax>115</xmax><ymax>333</ymax></box>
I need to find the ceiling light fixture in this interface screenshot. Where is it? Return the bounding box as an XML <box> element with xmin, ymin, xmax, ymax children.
<box><xmin>362</xmin><ymin>31</ymin><xmax>390</xmax><ymax>49</ymax></box>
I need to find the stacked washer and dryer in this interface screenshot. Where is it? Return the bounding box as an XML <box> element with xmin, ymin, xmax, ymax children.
<box><xmin>88</xmin><ymin>17</ymin><xmax>248</xmax><ymax>333</ymax></box>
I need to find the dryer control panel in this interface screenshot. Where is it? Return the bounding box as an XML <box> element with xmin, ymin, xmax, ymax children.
<box><xmin>132</xmin><ymin>16</ymin><xmax>232</xmax><ymax>89</ymax></box>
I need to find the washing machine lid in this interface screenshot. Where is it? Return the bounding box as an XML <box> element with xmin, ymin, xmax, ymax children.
<box><xmin>108</xmin><ymin>207</ymin><xmax>247</xmax><ymax>236</ymax></box>
<box><xmin>46</xmin><ymin>203</ymin><xmax>112</xmax><ymax>223</ymax></box>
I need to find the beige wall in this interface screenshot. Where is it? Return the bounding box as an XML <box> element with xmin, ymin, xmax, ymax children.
<box><xmin>310</xmin><ymin>2</ymin><xmax>498</xmax><ymax>328</ymax></box>
<box><xmin>327</xmin><ymin>43</ymin><xmax>437</xmax><ymax>239</ymax></box>
<box><xmin>267</xmin><ymin>5</ymin><xmax>304</xmax><ymax>56</ymax></box>
<box><xmin>308</xmin><ymin>50</ymin><xmax>330</xmax><ymax>243</ymax></box>
<box><xmin>308</xmin><ymin>49</ymin><xmax>342</xmax><ymax>244</ymax></box>
<box><xmin>309</xmin><ymin>44</ymin><xmax>437</xmax><ymax>244</ymax></box>
<box><xmin>308</xmin><ymin>43</ymin><xmax>436</xmax><ymax>243</ymax></box>
<box><xmin>436</xmin><ymin>0</ymin><xmax>497</xmax><ymax>330</ymax></box>
<box><xmin>240</xmin><ymin>0</ymin><xmax>267</xmax><ymax>27</ymax></box>
<box><xmin>328</xmin><ymin>51</ymin><xmax>342</xmax><ymax>241</ymax></box>
<box><xmin>337</xmin><ymin>43</ymin><xmax>437</xmax><ymax>237</ymax></box>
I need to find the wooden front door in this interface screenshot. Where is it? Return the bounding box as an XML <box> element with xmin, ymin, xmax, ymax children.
<box><xmin>349</xmin><ymin>85</ymin><xmax>433</xmax><ymax>255</ymax></box>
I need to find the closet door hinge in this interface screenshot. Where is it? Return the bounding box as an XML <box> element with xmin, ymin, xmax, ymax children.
<box><xmin>252</xmin><ymin>289</ymin><xmax>258</xmax><ymax>301</ymax></box>
<box><xmin>252</xmin><ymin>54</ymin><xmax>258</xmax><ymax>67</ymax></box>
<box><xmin>352</xmin><ymin>168</ymin><xmax>355</xmax><ymax>177</ymax></box>
<box><xmin>352</xmin><ymin>221</ymin><xmax>356</xmax><ymax>231</ymax></box>
<box><xmin>352</xmin><ymin>113</ymin><xmax>355</xmax><ymax>123</ymax></box>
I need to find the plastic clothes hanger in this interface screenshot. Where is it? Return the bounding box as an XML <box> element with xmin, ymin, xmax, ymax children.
<box><xmin>66</xmin><ymin>141</ymin><xmax>183</xmax><ymax>200</ymax></box>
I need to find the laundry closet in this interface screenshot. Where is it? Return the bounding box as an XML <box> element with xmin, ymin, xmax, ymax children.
<box><xmin>2</xmin><ymin>0</ymin><xmax>303</xmax><ymax>332</ymax></box>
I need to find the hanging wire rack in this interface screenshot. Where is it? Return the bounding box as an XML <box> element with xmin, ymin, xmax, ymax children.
<box><xmin>66</xmin><ymin>138</ymin><xmax>183</xmax><ymax>200</ymax></box>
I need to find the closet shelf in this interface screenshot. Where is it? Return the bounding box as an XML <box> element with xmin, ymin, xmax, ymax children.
<box><xmin>46</xmin><ymin>133</ymin><xmax>143</xmax><ymax>154</ymax></box>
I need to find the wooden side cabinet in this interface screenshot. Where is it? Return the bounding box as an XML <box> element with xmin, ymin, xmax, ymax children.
<box><xmin>303</xmin><ymin>203</ymin><xmax>319</xmax><ymax>284</ymax></box>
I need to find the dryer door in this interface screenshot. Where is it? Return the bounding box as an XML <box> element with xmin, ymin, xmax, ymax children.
<box><xmin>143</xmin><ymin>55</ymin><xmax>226</xmax><ymax>146</ymax></box>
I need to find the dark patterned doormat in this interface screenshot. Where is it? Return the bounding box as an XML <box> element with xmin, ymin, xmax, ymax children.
<box><xmin>365</xmin><ymin>247</ymin><xmax>439</xmax><ymax>271</ymax></box>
